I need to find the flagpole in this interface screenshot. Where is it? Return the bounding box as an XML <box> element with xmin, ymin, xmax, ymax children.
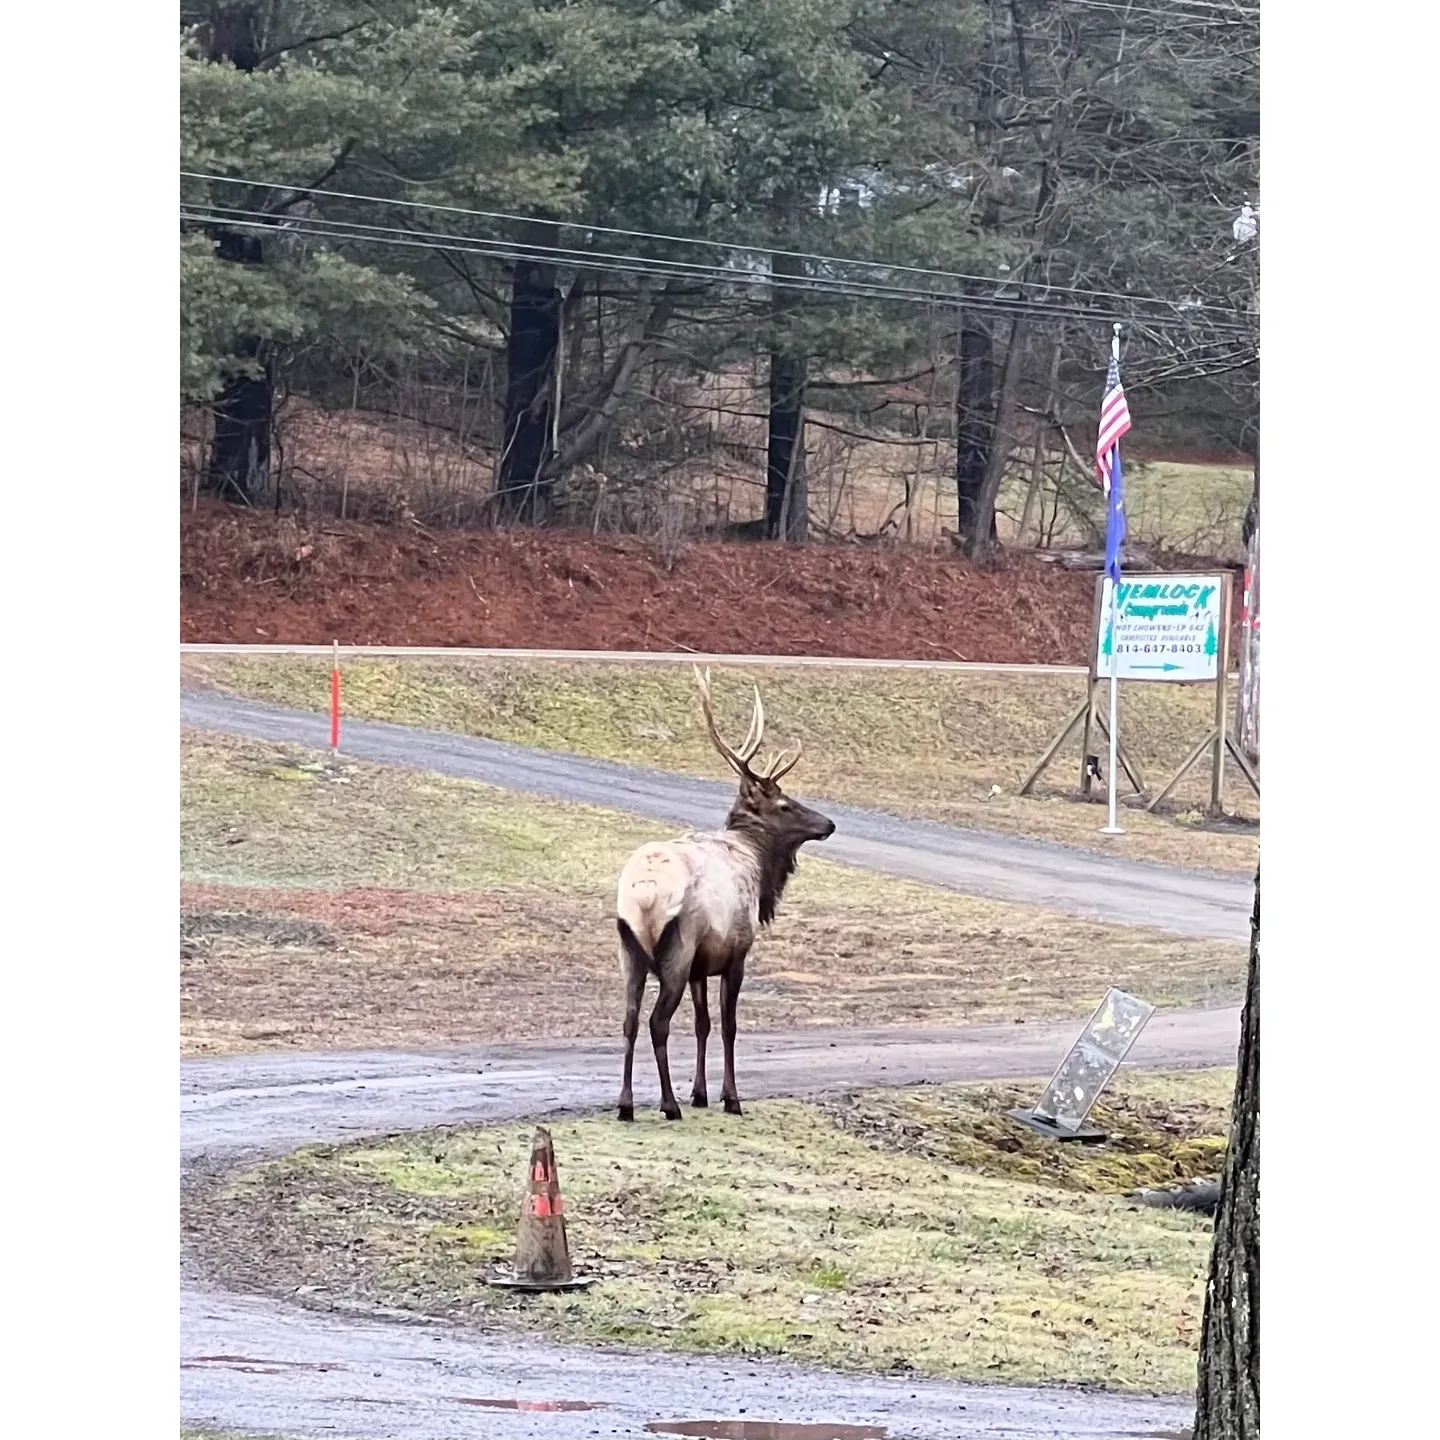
<box><xmin>1101</xmin><ymin>322</ymin><xmax>1124</xmax><ymax>836</ymax></box>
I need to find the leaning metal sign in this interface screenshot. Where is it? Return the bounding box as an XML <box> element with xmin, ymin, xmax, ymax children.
<box><xmin>1008</xmin><ymin>988</ymin><xmax>1156</xmax><ymax>1142</ymax></box>
<box><xmin>1095</xmin><ymin>574</ymin><xmax>1226</xmax><ymax>683</ymax></box>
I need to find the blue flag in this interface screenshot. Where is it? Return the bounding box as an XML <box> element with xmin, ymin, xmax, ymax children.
<box><xmin>1095</xmin><ymin>353</ymin><xmax>1132</xmax><ymax>587</ymax></box>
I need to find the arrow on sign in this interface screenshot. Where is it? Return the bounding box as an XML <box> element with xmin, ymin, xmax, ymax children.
<box><xmin>1130</xmin><ymin>662</ymin><xmax>1184</xmax><ymax>672</ymax></box>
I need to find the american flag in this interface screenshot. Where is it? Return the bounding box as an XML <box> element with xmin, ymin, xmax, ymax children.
<box><xmin>1096</xmin><ymin>351</ymin><xmax>1132</xmax><ymax>585</ymax></box>
<box><xmin>1095</xmin><ymin>354</ymin><xmax>1133</xmax><ymax>490</ymax></box>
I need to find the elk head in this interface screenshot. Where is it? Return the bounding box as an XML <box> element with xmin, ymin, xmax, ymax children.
<box><xmin>693</xmin><ymin>667</ymin><xmax>835</xmax><ymax>850</ymax></box>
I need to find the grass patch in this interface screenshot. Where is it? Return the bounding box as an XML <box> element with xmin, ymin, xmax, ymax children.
<box><xmin>197</xmin><ymin>1069</ymin><xmax>1227</xmax><ymax>1393</ymax></box>
<box><xmin>1110</xmin><ymin>461</ymin><xmax>1253</xmax><ymax>561</ymax></box>
<box><xmin>180</xmin><ymin>733</ymin><xmax>1245</xmax><ymax>1054</ymax></box>
<box><xmin>185</xmin><ymin>655</ymin><xmax>1259</xmax><ymax>874</ymax></box>
<box><xmin>806</xmin><ymin>442</ymin><xmax>1248</xmax><ymax>560</ymax></box>
<box><xmin>818</xmin><ymin>1067</ymin><xmax>1232</xmax><ymax>1195</ymax></box>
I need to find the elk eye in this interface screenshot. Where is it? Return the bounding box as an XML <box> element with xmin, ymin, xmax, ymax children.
<box><xmin>777</xmin><ymin>799</ymin><xmax>791</xmax><ymax>810</ymax></box>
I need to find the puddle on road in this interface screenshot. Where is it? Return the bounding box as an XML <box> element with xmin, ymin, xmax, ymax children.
<box><xmin>182</xmin><ymin>1354</ymin><xmax>343</xmax><ymax>1375</ymax></box>
<box><xmin>456</xmin><ymin>1397</ymin><xmax>605</xmax><ymax>1412</ymax></box>
<box><xmin>646</xmin><ymin>1424</ymin><xmax>885</xmax><ymax>1439</ymax></box>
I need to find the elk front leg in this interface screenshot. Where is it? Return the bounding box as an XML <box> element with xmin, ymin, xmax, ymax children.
<box><xmin>649</xmin><ymin>965</ymin><xmax>690</xmax><ymax>1121</ymax></box>
<box><xmin>690</xmin><ymin>974</ymin><xmax>711</xmax><ymax>1108</ymax></box>
<box><xmin>618</xmin><ymin>945</ymin><xmax>647</xmax><ymax>1122</ymax></box>
<box><xmin>719</xmin><ymin>955</ymin><xmax>746</xmax><ymax>1116</ymax></box>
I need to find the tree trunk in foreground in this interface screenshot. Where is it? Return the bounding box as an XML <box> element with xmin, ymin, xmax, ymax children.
<box><xmin>955</xmin><ymin>304</ymin><xmax>997</xmax><ymax>549</ymax></box>
<box><xmin>765</xmin><ymin>249</ymin><xmax>808</xmax><ymax>542</ymax></box>
<box><xmin>202</xmin><ymin>7</ymin><xmax>275</xmax><ymax>506</ymax></box>
<box><xmin>495</xmin><ymin>255</ymin><xmax>561</xmax><ymax>524</ymax></box>
<box><xmin>966</xmin><ymin>316</ymin><xmax>1028</xmax><ymax>565</ymax></box>
<box><xmin>766</xmin><ymin>348</ymin><xmax>808</xmax><ymax>541</ymax></box>
<box><xmin>1194</xmin><ymin>868</ymin><xmax>1260</xmax><ymax>1440</ymax></box>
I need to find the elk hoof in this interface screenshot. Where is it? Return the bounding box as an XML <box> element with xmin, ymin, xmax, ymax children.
<box><xmin>691</xmin><ymin>1094</ymin><xmax>709</xmax><ymax>1108</ymax></box>
<box><xmin>723</xmin><ymin>1097</ymin><xmax>744</xmax><ymax>1116</ymax></box>
<box><xmin>617</xmin><ymin>1105</ymin><xmax>635</xmax><ymax>1122</ymax></box>
<box><xmin>663</xmin><ymin>1105</ymin><xmax>683</xmax><ymax>1122</ymax></box>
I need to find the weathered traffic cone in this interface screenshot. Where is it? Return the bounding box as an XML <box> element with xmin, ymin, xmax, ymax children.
<box><xmin>488</xmin><ymin>1127</ymin><xmax>592</xmax><ymax>1292</ymax></box>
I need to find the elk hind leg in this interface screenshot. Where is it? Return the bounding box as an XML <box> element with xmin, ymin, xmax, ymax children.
<box><xmin>690</xmin><ymin>974</ymin><xmax>711</xmax><ymax>1108</ymax></box>
<box><xmin>615</xmin><ymin>919</ymin><xmax>650</xmax><ymax>1122</ymax></box>
<box><xmin>720</xmin><ymin>955</ymin><xmax>747</xmax><ymax>1116</ymax></box>
<box><xmin>649</xmin><ymin>963</ymin><xmax>689</xmax><ymax>1121</ymax></box>
<box><xmin>646</xmin><ymin>921</ymin><xmax>690</xmax><ymax>1121</ymax></box>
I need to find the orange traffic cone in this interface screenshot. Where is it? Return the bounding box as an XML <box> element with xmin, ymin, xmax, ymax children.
<box><xmin>488</xmin><ymin>1126</ymin><xmax>592</xmax><ymax>1292</ymax></box>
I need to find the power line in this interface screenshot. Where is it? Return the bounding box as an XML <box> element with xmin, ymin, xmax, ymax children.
<box><xmin>181</xmin><ymin>204</ymin><xmax>1254</xmax><ymax>336</ymax></box>
<box><xmin>1056</xmin><ymin>0</ymin><xmax>1259</xmax><ymax>20</ymax></box>
<box><xmin>178</xmin><ymin>206</ymin><xmax>1135</xmax><ymax>325</ymax></box>
<box><xmin>181</xmin><ymin>170</ymin><xmax>1250</xmax><ymax>322</ymax></box>
<box><xmin>183</xmin><ymin>201</ymin><xmax>1158</xmax><ymax>319</ymax></box>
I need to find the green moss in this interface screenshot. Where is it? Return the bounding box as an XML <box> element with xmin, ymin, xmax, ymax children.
<box><xmin>820</xmin><ymin>1067</ymin><xmax>1233</xmax><ymax>1195</ymax></box>
<box><xmin>210</xmin><ymin>1071</ymin><xmax>1229</xmax><ymax>1394</ymax></box>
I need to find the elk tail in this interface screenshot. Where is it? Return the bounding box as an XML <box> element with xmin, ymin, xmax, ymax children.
<box><xmin>616</xmin><ymin>915</ymin><xmax>683</xmax><ymax>974</ymax></box>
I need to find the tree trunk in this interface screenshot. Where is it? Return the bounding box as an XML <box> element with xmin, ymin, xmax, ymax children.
<box><xmin>207</xmin><ymin>336</ymin><xmax>274</xmax><ymax>505</ymax></box>
<box><xmin>765</xmin><ymin>250</ymin><xmax>808</xmax><ymax>542</ymax></box>
<box><xmin>955</xmin><ymin>304</ymin><xmax>997</xmax><ymax>548</ymax></box>
<box><xmin>495</xmin><ymin>255</ymin><xmax>561</xmax><ymax>524</ymax></box>
<box><xmin>966</xmin><ymin>316</ymin><xmax>1028</xmax><ymax>565</ymax></box>
<box><xmin>201</xmin><ymin>7</ymin><xmax>275</xmax><ymax>506</ymax></box>
<box><xmin>1236</xmin><ymin>454</ymin><xmax>1260</xmax><ymax>763</ymax></box>
<box><xmin>550</xmin><ymin>282</ymin><xmax>680</xmax><ymax>480</ymax></box>
<box><xmin>1015</xmin><ymin>422</ymin><xmax>1048</xmax><ymax>547</ymax></box>
<box><xmin>203</xmin><ymin>3</ymin><xmax>263</xmax><ymax>70</ymax></box>
<box><xmin>766</xmin><ymin>350</ymin><xmax>808</xmax><ymax>542</ymax></box>
<box><xmin>1194</xmin><ymin>868</ymin><xmax>1260</xmax><ymax>1440</ymax></box>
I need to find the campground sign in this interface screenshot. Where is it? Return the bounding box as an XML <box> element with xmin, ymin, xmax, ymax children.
<box><xmin>1095</xmin><ymin>573</ymin><xmax>1226</xmax><ymax>683</ymax></box>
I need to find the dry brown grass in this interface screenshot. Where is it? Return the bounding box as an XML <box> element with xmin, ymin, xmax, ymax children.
<box><xmin>183</xmin><ymin>386</ymin><xmax>1248</xmax><ymax>558</ymax></box>
<box><xmin>186</xmin><ymin>655</ymin><xmax>1260</xmax><ymax>873</ymax></box>
<box><xmin>183</xmin><ymin>398</ymin><xmax>495</xmax><ymax>526</ymax></box>
<box><xmin>180</xmin><ymin>732</ymin><xmax>1245</xmax><ymax>1056</ymax></box>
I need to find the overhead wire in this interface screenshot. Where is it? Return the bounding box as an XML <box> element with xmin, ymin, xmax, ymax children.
<box><xmin>181</xmin><ymin>170</ymin><xmax>1251</xmax><ymax>322</ymax></box>
<box><xmin>1052</xmin><ymin>0</ymin><xmax>1259</xmax><ymax>21</ymax></box>
<box><xmin>181</xmin><ymin>203</ymin><xmax>1254</xmax><ymax>337</ymax></box>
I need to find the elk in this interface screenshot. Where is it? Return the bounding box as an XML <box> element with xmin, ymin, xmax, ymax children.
<box><xmin>614</xmin><ymin>668</ymin><xmax>835</xmax><ymax>1121</ymax></box>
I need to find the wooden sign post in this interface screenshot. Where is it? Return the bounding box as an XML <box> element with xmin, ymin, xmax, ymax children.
<box><xmin>1019</xmin><ymin>572</ymin><xmax>1259</xmax><ymax>816</ymax></box>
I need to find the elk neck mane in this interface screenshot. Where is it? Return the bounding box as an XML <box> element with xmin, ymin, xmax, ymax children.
<box><xmin>723</xmin><ymin>807</ymin><xmax>802</xmax><ymax>926</ymax></box>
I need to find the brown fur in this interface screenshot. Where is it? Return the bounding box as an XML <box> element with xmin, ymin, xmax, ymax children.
<box><xmin>614</xmin><ymin>675</ymin><xmax>834</xmax><ymax>1122</ymax></box>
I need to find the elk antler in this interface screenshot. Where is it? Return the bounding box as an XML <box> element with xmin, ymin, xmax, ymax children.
<box><xmin>764</xmin><ymin>739</ymin><xmax>803</xmax><ymax>782</ymax></box>
<box><xmin>694</xmin><ymin>666</ymin><xmax>765</xmax><ymax>778</ymax></box>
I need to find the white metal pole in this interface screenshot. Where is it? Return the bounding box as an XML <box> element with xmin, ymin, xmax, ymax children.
<box><xmin>1101</xmin><ymin>324</ymin><xmax>1124</xmax><ymax>836</ymax></box>
<box><xmin>1102</xmin><ymin>580</ymin><xmax>1122</xmax><ymax>834</ymax></box>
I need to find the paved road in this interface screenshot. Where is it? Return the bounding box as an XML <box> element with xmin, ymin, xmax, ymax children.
<box><xmin>183</xmin><ymin>1011</ymin><xmax>1236</xmax><ymax>1439</ymax></box>
<box><xmin>181</xmin><ymin>689</ymin><xmax>1251</xmax><ymax>940</ymax></box>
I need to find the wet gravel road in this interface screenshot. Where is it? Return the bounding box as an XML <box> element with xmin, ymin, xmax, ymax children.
<box><xmin>182</xmin><ymin>1012</ymin><xmax>1237</xmax><ymax>1438</ymax></box>
<box><xmin>181</xmin><ymin>690</ymin><xmax>1251</xmax><ymax>940</ymax></box>
<box><xmin>183</xmin><ymin>1285</ymin><xmax>1193</xmax><ymax>1440</ymax></box>
<box><xmin>182</xmin><ymin>1009</ymin><xmax>1241</xmax><ymax>1160</ymax></box>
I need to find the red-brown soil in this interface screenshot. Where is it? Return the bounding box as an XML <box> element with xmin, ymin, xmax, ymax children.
<box><xmin>182</xmin><ymin>501</ymin><xmax>1240</xmax><ymax>663</ymax></box>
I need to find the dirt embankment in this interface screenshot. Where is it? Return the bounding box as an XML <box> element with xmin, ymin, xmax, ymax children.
<box><xmin>182</xmin><ymin>502</ymin><xmax>1240</xmax><ymax>662</ymax></box>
